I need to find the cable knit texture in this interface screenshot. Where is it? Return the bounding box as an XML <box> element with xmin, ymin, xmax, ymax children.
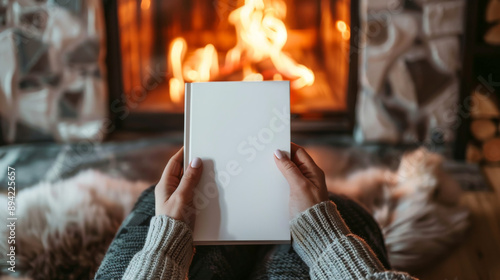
<box><xmin>122</xmin><ymin>215</ymin><xmax>193</xmax><ymax>279</ymax></box>
<box><xmin>121</xmin><ymin>201</ymin><xmax>416</xmax><ymax>280</ymax></box>
<box><xmin>290</xmin><ymin>201</ymin><xmax>415</xmax><ymax>280</ymax></box>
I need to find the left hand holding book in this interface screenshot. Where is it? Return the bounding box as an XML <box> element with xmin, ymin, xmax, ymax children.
<box><xmin>155</xmin><ymin>147</ymin><xmax>203</xmax><ymax>230</ymax></box>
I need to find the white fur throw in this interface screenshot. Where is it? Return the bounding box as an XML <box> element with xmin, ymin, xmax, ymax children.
<box><xmin>0</xmin><ymin>170</ymin><xmax>149</xmax><ymax>280</ymax></box>
<box><xmin>327</xmin><ymin>148</ymin><xmax>470</xmax><ymax>272</ymax></box>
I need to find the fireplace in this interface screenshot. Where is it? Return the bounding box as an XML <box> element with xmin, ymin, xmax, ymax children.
<box><xmin>103</xmin><ymin>0</ymin><xmax>359</xmax><ymax>132</ymax></box>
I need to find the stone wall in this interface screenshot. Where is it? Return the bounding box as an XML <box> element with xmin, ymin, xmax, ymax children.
<box><xmin>0</xmin><ymin>0</ymin><xmax>107</xmax><ymax>143</ymax></box>
<box><xmin>355</xmin><ymin>0</ymin><xmax>465</xmax><ymax>144</ymax></box>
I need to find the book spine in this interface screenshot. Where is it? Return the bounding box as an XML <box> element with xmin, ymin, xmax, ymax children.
<box><xmin>184</xmin><ymin>83</ymin><xmax>192</xmax><ymax>171</ymax></box>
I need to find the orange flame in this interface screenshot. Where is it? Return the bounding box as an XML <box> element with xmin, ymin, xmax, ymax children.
<box><xmin>336</xmin><ymin>20</ymin><xmax>350</xmax><ymax>40</ymax></box>
<box><xmin>168</xmin><ymin>38</ymin><xmax>186</xmax><ymax>104</ymax></box>
<box><xmin>227</xmin><ymin>0</ymin><xmax>314</xmax><ymax>89</ymax></box>
<box><xmin>167</xmin><ymin>0</ymin><xmax>338</xmax><ymax>102</ymax></box>
<box><xmin>183</xmin><ymin>44</ymin><xmax>219</xmax><ymax>82</ymax></box>
<box><xmin>140</xmin><ymin>0</ymin><xmax>150</xmax><ymax>10</ymax></box>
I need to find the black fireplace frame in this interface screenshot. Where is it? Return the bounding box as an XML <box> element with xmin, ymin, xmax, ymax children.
<box><xmin>103</xmin><ymin>0</ymin><xmax>360</xmax><ymax>134</ymax></box>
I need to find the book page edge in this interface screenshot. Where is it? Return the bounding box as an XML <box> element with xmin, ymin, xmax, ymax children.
<box><xmin>184</xmin><ymin>83</ymin><xmax>192</xmax><ymax>171</ymax></box>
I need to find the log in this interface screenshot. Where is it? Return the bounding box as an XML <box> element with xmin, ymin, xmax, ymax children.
<box><xmin>485</xmin><ymin>23</ymin><xmax>500</xmax><ymax>46</ymax></box>
<box><xmin>486</xmin><ymin>0</ymin><xmax>500</xmax><ymax>23</ymax></box>
<box><xmin>483</xmin><ymin>138</ymin><xmax>500</xmax><ymax>162</ymax></box>
<box><xmin>471</xmin><ymin>91</ymin><xmax>500</xmax><ymax>118</ymax></box>
<box><xmin>466</xmin><ymin>144</ymin><xmax>483</xmax><ymax>163</ymax></box>
<box><xmin>471</xmin><ymin>119</ymin><xmax>497</xmax><ymax>141</ymax></box>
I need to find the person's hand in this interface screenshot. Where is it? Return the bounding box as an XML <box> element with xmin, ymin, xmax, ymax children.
<box><xmin>155</xmin><ymin>147</ymin><xmax>203</xmax><ymax>230</ymax></box>
<box><xmin>274</xmin><ymin>143</ymin><xmax>329</xmax><ymax>218</ymax></box>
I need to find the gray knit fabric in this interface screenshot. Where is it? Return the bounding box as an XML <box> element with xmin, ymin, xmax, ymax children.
<box><xmin>95</xmin><ymin>185</ymin><xmax>267</xmax><ymax>280</ymax></box>
<box><xmin>122</xmin><ymin>216</ymin><xmax>193</xmax><ymax>279</ymax></box>
<box><xmin>290</xmin><ymin>201</ymin><xmax>414</xmax><ymax>279</ymax></box>
<box><xmin>249</xmin><ymin>244</ymin><xmax>309</xmax><ymax>280</ymax></box>
<box><xmin>95</xmin><ymin>186</ymin><xmax>156</xmax><ymax>280</ymax></box>
<box><xmin>122</xmin><ymin>201</ymin><xmax>416</xmax><ymax>280</ymax></box>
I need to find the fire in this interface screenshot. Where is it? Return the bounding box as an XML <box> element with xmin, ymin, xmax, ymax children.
<box><xmin>169</xmin><ymin>38</ymin><xmax>219</xmax><ymax>103</ymax></box>
<box><xmin>336</xmin><ymin>20</ymin><xmax>350</xmax><ymax>40</ymax></box>
<box><xmin>168</xmin><ymin>0</ymin><xmax>319</xmax><ymax>103</ymax></box>
<box><xmin>168</xmin><ymin>38</ymin><xmax>186</xmax><ymax>104</ymax></box>
<box><xmin>140</xmin><ymin>0</ymin><xmax>150</xmax><ymax>10</ymax></box>
<box><xmin>228</xmin><ymin>0</ymin><xmax>315</xmax><ymax>89</ymax></box>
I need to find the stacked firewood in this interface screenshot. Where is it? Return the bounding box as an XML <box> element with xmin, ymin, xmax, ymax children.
<box><xmin>485</xmin><ymin>0</ymin><xmax>500</xmax><ymax>45</ymax></box>
<box><xmin>467</xmin><ymin>89</ymin><xmax>500</xmax><ymax>164</ymax></box>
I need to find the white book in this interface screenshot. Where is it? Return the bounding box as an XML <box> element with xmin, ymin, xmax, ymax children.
<box><xmin>184</xmin><ymin>81</ymin><xmax>291</xmax><ymax>245</ymax></box>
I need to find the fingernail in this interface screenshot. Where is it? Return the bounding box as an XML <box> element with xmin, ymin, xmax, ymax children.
<box><xmin>274</xmin><ymin>149</ymin><xmax>283</xmax><ymax>159</ymax></box>
<box><xmin>191</xmin><ymin>157</ymin><xmax>202</xmax><ymax>168</ymax></box>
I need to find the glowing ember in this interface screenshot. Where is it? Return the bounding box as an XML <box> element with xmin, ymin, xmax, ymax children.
<box><xmin>168</xmin><ymin>0</ymin><xmax>320</xmax><ymax>103</ymax></box>
<box><xmin>336</xmin><ymin>20</ymin><xmax>350</xmax><ymax>40</ymax></box>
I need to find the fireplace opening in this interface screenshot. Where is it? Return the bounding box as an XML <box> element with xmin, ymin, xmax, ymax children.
<box><xmin>116</xmin><ymin>0</ymin><xmax>351</xmax><ymax>116</ymax></box>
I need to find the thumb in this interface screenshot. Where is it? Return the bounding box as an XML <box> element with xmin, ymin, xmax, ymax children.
<box><xmin>176</xmin><ymin>157</ymin><xmax>203</xmax><ymax>198</ymax></box>
<box><xmin>274</xmin><ymin>149</ymin><xmax>307</xmax><ymax>187</ymax></box>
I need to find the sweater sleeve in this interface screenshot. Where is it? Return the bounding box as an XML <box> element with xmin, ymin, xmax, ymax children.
<box><xmin>290</xmin><ymin>201</ymin><xmax>416</xmax><ymax>280</ymax></box>
<box><xmin>122</xmin><ymin>215</ymin><xmax>194</xmax><ymax>280</ymax></box>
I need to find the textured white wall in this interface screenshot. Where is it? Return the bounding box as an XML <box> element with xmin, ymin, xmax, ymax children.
<box><xmin>356</xmin><ymin>0</ymin><xmax>465</xmax><ymax>144</ymax></box>
<box><xmin>0</xmin><ymin>0</ymin><xmax>107</xmax><ymax>143</ymax></box>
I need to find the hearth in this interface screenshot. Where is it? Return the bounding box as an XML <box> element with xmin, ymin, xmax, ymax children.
<box><xmin>103</xmin><ymin>0</ymin><xmax>359</xmax><ymax>132</ymax></box>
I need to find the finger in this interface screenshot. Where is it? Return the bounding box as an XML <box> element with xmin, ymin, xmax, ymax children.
<box><xmin>175</xmin><ymin>157</ymin><xmax>203</xmax><ymax>199</ymax></box>
<box><xmin>291</xmin><ymin>142</ymin><xmax>301</xmax><ymax>154</ymax></box>
<box><xmin>157</xmin><ymin>147</ymin><xmax>184</xmax><ymax>199</ymax></box>
<box><xmin>274</xmin><ymin>149</ymin><xmax>307</xmax><ymax>187</ymax></box>
<box><xmin>292</xmin><ymin>146</ymin><xmax>324</xmax><ymax>181</ymax></box>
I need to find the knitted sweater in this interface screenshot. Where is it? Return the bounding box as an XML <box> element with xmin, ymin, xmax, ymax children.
<box><xmin>122</xmin><ymin>201</ymin><xmax>416</xmax><ymax>279</ymax></box>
